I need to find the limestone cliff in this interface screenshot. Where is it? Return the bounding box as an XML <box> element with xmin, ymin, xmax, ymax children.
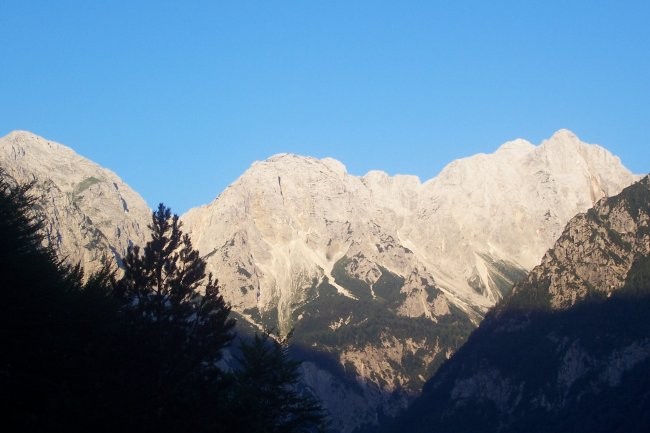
<box><xmin>181</xmin><ymin>130</ymin><xmax>637</xmax><ymax>431</ymax></box>
<box><xmin>387</xmin><ymin>176</ymin><xmax>650</xmax><ymax>433</ymax></box>
<box><xmin>0</xmin><ymin>131</ymin><xmax>151</xmax><ymax>274</ymax></box>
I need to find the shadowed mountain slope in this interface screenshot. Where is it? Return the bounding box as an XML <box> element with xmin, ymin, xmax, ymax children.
<box><xmin>383</xmin><ymin>175</ymin><xmax>650</xmax><ymax>433</ymax></box>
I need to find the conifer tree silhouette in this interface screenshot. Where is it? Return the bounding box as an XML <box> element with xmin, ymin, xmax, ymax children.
<box><xmin>114</xmin><ymin>203</ymin><xmax>235</xmax><ymax>430</ymax></box>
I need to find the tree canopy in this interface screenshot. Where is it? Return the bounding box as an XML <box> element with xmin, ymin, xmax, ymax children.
<box><xmin>112</xmin><ymin>203</ymin><xmax>236</xmax><ymax>431</ymax></box>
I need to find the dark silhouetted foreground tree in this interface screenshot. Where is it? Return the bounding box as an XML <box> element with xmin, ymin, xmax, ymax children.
<box><xmin>0</xmin><ymin>172</ymin><xmax>117</xmax><ymax>432</ymax></box>
<box><xmin>113</xmin><ymin>203</ymin><xmax>236</xmax><ymax>431</ymax></box>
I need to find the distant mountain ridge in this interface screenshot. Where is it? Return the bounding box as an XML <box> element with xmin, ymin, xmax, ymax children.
<box><xmin>184</xmin><ymin>129</ymin><xmax>637</xmax><ymax>319</ymax></box>
<box><xmin>0</xmin><ymin>129</ymin><xmax>640</xmax><ymax>432</ymax></box>
<box><xmin>386</xmin><ymin>175</ymin><xmax>650</xmax><ymax>433</ymax></box>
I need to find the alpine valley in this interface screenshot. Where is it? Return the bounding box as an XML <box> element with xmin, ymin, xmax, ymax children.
<box><xmin>0</xmin><ymin>129</ymin><xmax>641</xmax><ymax>432</ymax></box>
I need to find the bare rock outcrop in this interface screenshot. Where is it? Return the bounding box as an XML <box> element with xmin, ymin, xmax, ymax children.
<box><xmin>0</xmin><ymin>131</ymin><xmax>151</xmax><ymax>274</ymax></box>
<box><xmin>181</xmin><ymin>130</ymin><xmax>637</xmax><ymax>431</ymax></box>
<box><xmin>390</xmin><ymin>175</ymin><xmax>650</xmax><ymax>433</ymax></box>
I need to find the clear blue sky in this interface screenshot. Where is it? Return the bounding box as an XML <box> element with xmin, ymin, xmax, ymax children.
<box><xmin>1</xmin><ymin>1</ymin><xmax>649</xmax><ymax>213</ymax></box>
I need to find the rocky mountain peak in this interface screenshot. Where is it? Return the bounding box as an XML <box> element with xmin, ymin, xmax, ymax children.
<box><xmin>263</xmin><ymin>152</ymin><xmax>312</xmax><ymax>164</ymax></box>
<box><xmin>254</xmin><ymin>152</ymin><xmax>344</xmax><ymax>174</ymax></box>
<box><xmin>549</xmin><ymin>127</ymin><xmax>580</xmax><ymax>141</ymax></box>
<box><xmin>0</xmin><ymin>131</ymin><xmax>151</xmax><ymax>274</ymax></box>
<box><xmin>3</xmin><ymin>130</ymin><xmax>77</xmax><ymax>161</ymax></box>
<box><xmin>391</xmin><ymin>174</ymin><xmax>650</xmax><ymax>433</ymax></box>
<box><xmin>507</xmin><ymin>174</ymin><xmax>650</xmax><ymax>311</ymax></box>
<box><xmin>183</xmin><ymin>130</ymin><xmax>638</xmax><ymax>321</ymax></box>
<box><xmin>534</xmin><ymin>128</ymin><xmax>587</xmax><ymax>157</ymax></box>
<box><xmin>495</xmin><ymin>138</ymin><xmax>535</xmax><ymax>155</ymax></box>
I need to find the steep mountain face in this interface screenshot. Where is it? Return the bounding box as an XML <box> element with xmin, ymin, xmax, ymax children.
<box><xmin>181</xmin><ymin>129</ymin><xmax>637</xmax><ymax>432</ymax></box>
<box><xmin>0</xmin><ymin>131</ymin><xmax>151</xmax><ymax>274</ymax></box>
<box><xmin>508</xmin><ymin>175</ymin><xmax>650</xmax><ymax>310</ymax></box>
<box><xmin>1</xmin><ymin>129</ymin><xmax>639</xmax><ymax>432</ymax></box>
<box><xmin>388</xmin><ymin>176</ymin><xmax>650</xmax><ymax>433</ymax></box>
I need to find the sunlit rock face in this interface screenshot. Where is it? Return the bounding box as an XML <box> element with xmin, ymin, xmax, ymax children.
<box><xmin>185</xmin><ymin>130</ymin><xmax>636</xmax><ymax>321</ymax></box>
<box><xmin>388</xmin><ymin>176</ymin><xmax>650</xmax><ymax>433</ymax></box>
<box><xmin>0</xmin><ymin>131</ymin><xmax>151</xmax><ymax>274</ymax></box>
<box><xmin>182</xmin><ymin>130</ymin><xmax>637</xmax><ymax>431</ymax></box>
<box><xmin>508</xmin><ymin>175</ymin><xmax>650</xmax><ymax>310</ymax></box>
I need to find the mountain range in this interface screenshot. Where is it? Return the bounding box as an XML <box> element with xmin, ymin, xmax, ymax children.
<box><xmin>387</xmin><ymin>175</ymin><xmax>650</xmax><ymax>433</ymax></box>
<box><xmin>0</xmin><ymin>129</ymin><xmax>641</xmax><ymax>432</ymax></box>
